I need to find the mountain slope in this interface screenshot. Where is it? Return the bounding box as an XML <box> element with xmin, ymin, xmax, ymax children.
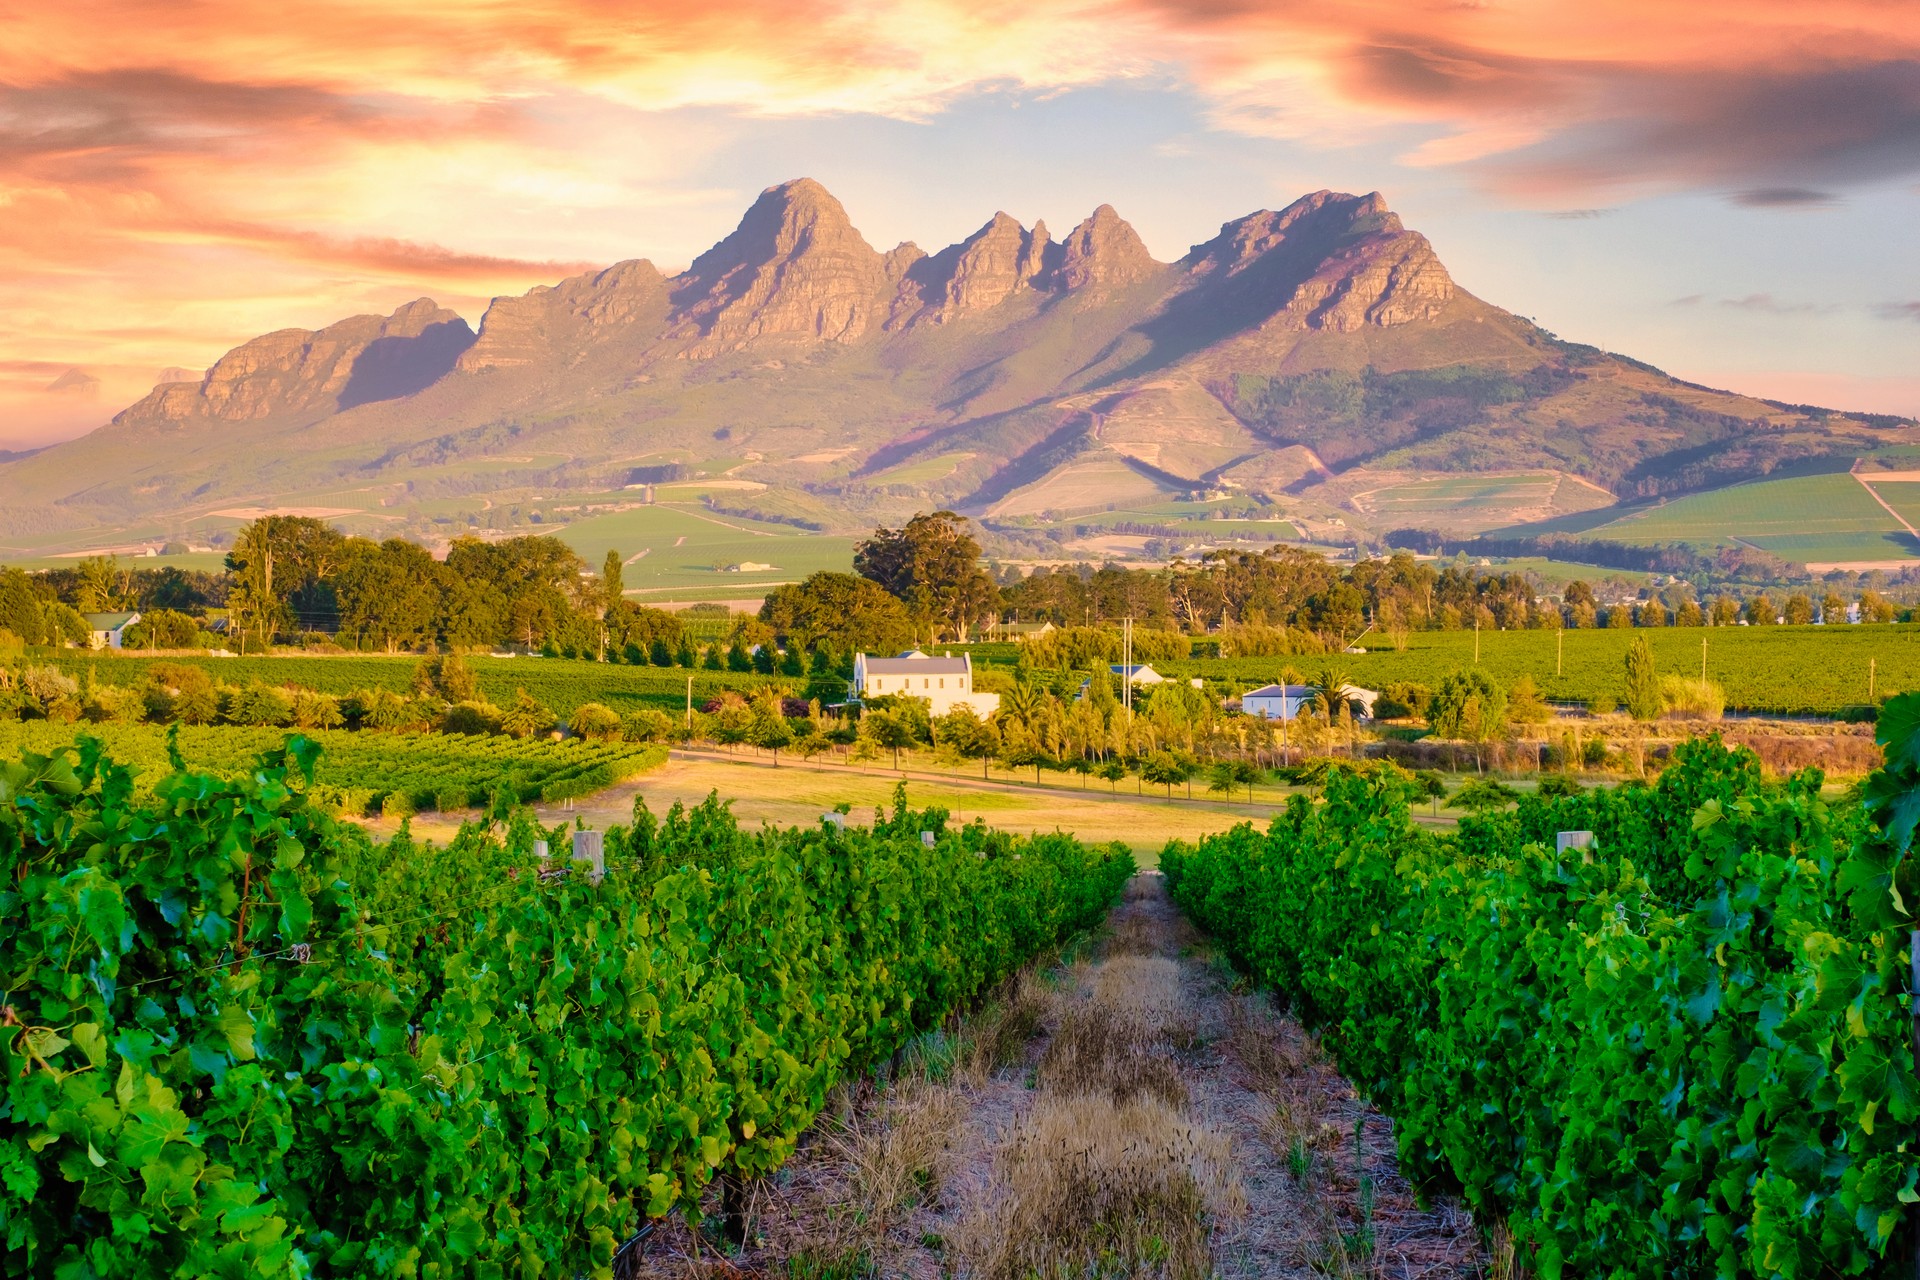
<box><xmin>0</xmin><ymin>180</ymin><xmax>1909</xmax><ymax>553</ymax></box>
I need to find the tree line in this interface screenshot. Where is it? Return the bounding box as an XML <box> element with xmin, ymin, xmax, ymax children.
<box><xmin>2</xmin><ymin>510</ymin><xmax>1909</xmax><ymax>662</ymax></box>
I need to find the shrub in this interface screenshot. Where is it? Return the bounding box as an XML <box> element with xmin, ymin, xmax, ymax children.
<box><xmin>620</xmin><ymin>709</ymin><xmax>676</xmax><ymax>743</ymax></box>
<box><xmin>568</xmin><ymin>701</ymin><xmax>621</xmax><ymax>740</ymax></box>
<box><xmin>1659</xmin><ymin>674</ymin><xmax>1725</xmax><ymax>720</ymax></box>
<box><xmin>441</xmin><ymin>700</ymin><xmax>503</xmax><ymax>735</ymax></box>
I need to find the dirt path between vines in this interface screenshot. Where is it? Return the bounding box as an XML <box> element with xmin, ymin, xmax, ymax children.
<box><xmin>630</xmin><ymin>876</ymin><xmax>1491</xmax><ymax>1278</ymax></box>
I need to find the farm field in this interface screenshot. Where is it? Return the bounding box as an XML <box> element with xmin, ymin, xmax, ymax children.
<box><xmin>551</xmin><ymin>502</ymin><xmax>856</xmax><ymax>589</ymax></box>
<box><xmin>536</xmin><ymin>751</ymin><xmax>1285</xmax><ymax>865</ymax></box>
<box><xmin>1164</xmin><ymin>729</ymin><xmax>1909</xmax><ymax>1276</ymax></box>
<box><xmin>46</xmin><ymin>652</ymin><xmax>785</xmax><ymax>717</ymax></box>
<box><xmin>1148</xmin><ymin>624</ymin><xmax>1920</xmax><ymax>716</ymax></box>
<box><xmin>1352</xmin><ymin>470</ymin><xmax>1608</xmax><ymax>532</ymax></box>
<box><xmin>0</xmin><ymin>721</ymin><xmax>664</xmax><ymax>813</ymax></box>
<box><xmin>3</xmin><ymin>737</ymin><xmax>1131</xmax><ymax>1278</ymax></box>
<box><xmin>1497</xmin><ymin>471</ymin><xmax>1920</xmax><ymax>564</ymax></box>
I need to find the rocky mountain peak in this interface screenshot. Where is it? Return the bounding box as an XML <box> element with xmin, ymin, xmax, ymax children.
<box><xmin>459</xmin><ymin>259</ymin><xmax>668</xmax><ymax>372</ymax></box>
<box><xmin>892</xmin><ymin>212</ymin><xmax>1059</xmax><ymax>326</ymax></box>
<box><xmin>113</xmin><ymin>298</ymin><xmax>474</xmax><ymax>426</ymax></box>
<box><xmin>1055</xmin><ymin>204</ymin><xmax>1159</xmax><ymax>290</ymax></box>
<box><xmin>1182</xmin><ymin>190</ymin><xmax>1451</xmax><ymax>332</ymax></box>
<box><xmin>670</xmin><ymin>178</ymin><xmax>889</xmax><ymax>344</ymax></box>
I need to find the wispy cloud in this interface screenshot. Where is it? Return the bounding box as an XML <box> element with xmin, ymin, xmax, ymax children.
<box><xmin>1</xmin><ymin>0</ymin><xmax>1918</xmax><ymax>440</ymax></box>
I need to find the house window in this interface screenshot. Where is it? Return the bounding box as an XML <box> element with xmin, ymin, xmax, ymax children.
<box><xmin>939</xmin><ymin>678</ymin><xmax>945</xmax><ymax>689</ymax></box>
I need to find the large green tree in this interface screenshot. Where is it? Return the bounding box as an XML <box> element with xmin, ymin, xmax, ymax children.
<box><xmin>760</xmin><ymin>571</ymin><xmax>918</xmax><ymax>655</ymax></box>
<box><xmin>224</xmin><ymin>516</ymin><xmax>347</xmax><ymax>649</ymax></box>
<box><xmin>854</xmin><ymin>511</ymin><xmax>999</xmax><ymax>643</ymax></box>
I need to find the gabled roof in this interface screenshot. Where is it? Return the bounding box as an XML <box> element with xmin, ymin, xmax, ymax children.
<box><xmin>84</xmin><ymin>612</ymin><xmax>139</xmax><ymax>630</ymax></box>
<box><xmin>1243</xmin><ymin>683</ymin><xmax>1315</xmax><ymax>699</ymax></box>
<box><xmin>859</xmin><ymin>651</ymin><xmax>969</xmax><ymax>676</ymax></box>
<box><xmin>1109</xmin><ymin>664</ymin><xmax>1159</xmax><ymax>676</ymax></box>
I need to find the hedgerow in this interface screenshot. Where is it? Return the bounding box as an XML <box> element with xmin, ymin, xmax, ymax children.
<box><xmin>1162</xmin><ymin>728</ymin><xmax>1919</xmax><ymax>1277</ymax></box>
<box><xmin>1</xmin><ymin>738</ymin><xmax>1133</xmax><ymax>1277</ymax></box>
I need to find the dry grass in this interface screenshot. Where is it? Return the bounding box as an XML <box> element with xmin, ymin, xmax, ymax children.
<box><xmin>1038</xmin><ymin>1000</ymin><xmax>1189</xmax><ymax>1108</ymax></box>
<box><xmin>954</xmin><ymin>1093</ymin><xmax>1247</xmax><ymax>1279</ymax></box>
<box><xmin>958</xmin><ymin>973</ymin><xmax>1048</xmax><ymax>1086</ymax></box>
<box><xmin>825</xmin><ymin>1076</ymin><xmax>964</xmax><ymax>1224</ymax></box>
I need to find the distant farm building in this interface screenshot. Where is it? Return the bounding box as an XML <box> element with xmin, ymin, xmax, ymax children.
<box><xmin>984</xmin><ymin>620</ymin><xmax>1056</xmax><ymax>640</ymax></box>
<box><xmin>84</xmin><ymin>611</ymin><xmax>140</xmax><ymax>650</ymax></box>
<box><xmin>853</xmin><ymin>650</ymin><xmax>1000</xmax><ymax>718</ymax></box>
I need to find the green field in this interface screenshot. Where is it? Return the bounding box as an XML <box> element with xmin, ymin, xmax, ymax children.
<box><xmin>553</xmin><ymin>503</ymin><xmax>855</xmax><ymax>590</ymax></box>
<box><xmin>1499</xmin><ymin>471</ymin><xmax>1920</xmax><ymax>564</ymax></box>
<box><xmin>1363</xmin><ymin>472</ymin><xmax>1559</xmax><ymax>514</ymax></box>
<box><xmin>1146</xmin><ymin>624</ymin><xmax>1919</xmax><ymax>716</ymax></box>
<box><xmin>0</xmin><ymin>720</ymin><xmax>664</xmax><ymax>814</ymax></box>
<box><xmin>44</xmin><ymin>653</ymin><xmax>787</xmax><ymax>717</ymax></box>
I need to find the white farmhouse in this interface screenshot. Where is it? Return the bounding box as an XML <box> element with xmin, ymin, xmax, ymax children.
<box><xmin>83</xmin><ymin>611</ymin><xmax>141</xmax><ymax>650</ymax></box>
<box><xmin>1240</xmin><ymin>683</ymin><xmax>1315</xmax><ymax>721</ymax></box>
<box><xmin>854</xmin><ymin>650</ymin><xmax>1001</xmax><ymax>718</ymax></box>
<box><xmin>1242</xmin><ymin>683</ymin><xmax>1382</xmax><ymax>721</ymax></box>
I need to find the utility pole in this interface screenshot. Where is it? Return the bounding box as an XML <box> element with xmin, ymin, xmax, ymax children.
<box><xmin>1556</xmin><ymin>628</ymin><xmax>1563</xmax><ymax>678</ymax></box>
<box><xmin>685</xmin><ymin>675</ymin><xmax>694</xmax><ymax>730</ymax></box>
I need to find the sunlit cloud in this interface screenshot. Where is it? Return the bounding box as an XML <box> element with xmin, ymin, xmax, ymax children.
<box><xmin>1</xmin><ymin>0</ymin><xmax>1917</xmax><ymax>443</ymax></box>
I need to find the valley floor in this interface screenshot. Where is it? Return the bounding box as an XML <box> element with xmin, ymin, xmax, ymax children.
<box><xmin>628</xmin><ymin>876</ymin><xmax>1490</xmax><ymax>1278</ymax></box>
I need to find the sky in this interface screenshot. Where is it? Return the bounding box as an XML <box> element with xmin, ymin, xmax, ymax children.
<box><xmin>2</xmin><ymin>0</ymin><xmax>1917</xmax><ymax>448</ymax></box>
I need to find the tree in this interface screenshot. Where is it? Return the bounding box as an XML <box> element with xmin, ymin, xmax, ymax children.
<box><xmin>1428</xmin><ymin>669</ymin><xmax>1508</xmax><ymax>769</ymax></box>
<box><xmin>225</xmin><ymin>516</ymin><xmax>347</xmax><ymax>649</ymax></box>
<box><xmin>602</xmin><ymin>549</ymin><xmax>624</xmax><ymax>605</ymax></box>
<box><xmin>1783</xmin><ymin>593</ymin><xmax>1814</xmax><ymax>626</ymax></box>
<box><xmin>936</xmin><ymin>705</ymin><xmax>997</xmax><ymax>779</ymax></box>
<box><xmin>501</xmin><ymin>689</ymin><xmax>555</xmax><ymax>738</ymax></box>
<box><xmin>620</xmin><ymin>709</ymin><xmax>676</xmax><ymax>743</ymax></box>
<box><xmin>1140</xmin><ymin>750</ymin><xmax>1192</xmax><ymax>799</ymax></box>
<box><xmin>1413</xmin><ymin>769</ymin><xmax>1447</xmax><ymax>816</ymax></box>
<box><xmin>726</xmin><ymin>639</ymin><xmax>753</xmax><ymax>672</ymax></box>
<box><xmin>569</xmin><ymin>702</ymin><xmax>622</xmax><ymax>740</ymax></box>
<box><xmin>413</xmin><ymin>652</ymin><xmax>479</xmax><ymax>702</ymax></box>
<box><xmin>1537</xmin><ymin>773</ymin><xmax>1584</xmax><ymax>798</ymax></box>
<box><xmin>1507</xmin><ymin>675</ymin><xmax>1552</xmax><ymax>730</ymax></box>
<box><xmin>1451</xmin><ymin>777</ymin><xmax>1519</xmax><ymax>812</ymax></box>
<box><xmin>1097</xmin><ymin>758</ymin><xmax>1129</xmax><ymax>792</ymax></box>
<box><xmin>760</xmin><ymin>571</ymin><xmax>918</xmax><ymax>655</ymax></box>
<box><xmin>335</xmin><ymin>539</ymin><xmax>439</xmax><ymax>652</ymax></box>
<box><xmin>0</xmin><ymin>569</ymin><xmax>46</xmax><ymax>644</ymax></box>
<box><xmin>854</xmin><ymin>511</ymin><xmax>1000</xmax><ymax>642</ymax></box>
<box><xmin>1745</xmin><ymin>594</ymin><xmax>1776</xmax><ymax>626</ymax></box>
<box><xmin>1624</xmin><ymin>636</ymin><xmax>1660</xmax><ymax>721</ymax></box>
<box><xmin>862</xmin><ymin>706</ymin><xmax>919</xmax><ymax>770</ymax></box>
<box><xmin>747</xmin><ymin>691</ymin><xmax>795</xmax><ymax>764</ymax></box>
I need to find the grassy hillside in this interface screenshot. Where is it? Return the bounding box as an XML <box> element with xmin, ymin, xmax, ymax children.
<box><xmin>1490</xmin><ymin>470</ymin><xmax>1920</xmax><ymax>567</ymax></box>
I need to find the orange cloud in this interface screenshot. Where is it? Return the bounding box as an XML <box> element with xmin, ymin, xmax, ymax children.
<box><xmin>1</xmin><ymin>0</ymin><xmax>1916</xmax><ymax>444</ymax></box>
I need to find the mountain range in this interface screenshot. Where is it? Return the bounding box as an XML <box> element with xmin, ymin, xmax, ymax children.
<box><xmin>1</xmin><ymin>179</ymin><xmax>1910</xmax><ymax>552</ymax></box>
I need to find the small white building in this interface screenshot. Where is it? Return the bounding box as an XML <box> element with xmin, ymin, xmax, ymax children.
<box><xmin>1240</xmin><ymin>683</ymin><xmax>1316</xmax><ymax>722</ymax></box>
<box><xmin>1076</xmin><ymin>664</ymin><xmax>1168</xmax><ymax>701</ymax></box>
<box><xmin>1241</xmin><ymin>683</ymin><xmax>1381</xmax><ymax>721</ymax></box>
<box><xmin>854</xmin><ymin>650</ymin><xmax>1000</xmax><ymax>718</ymax></box>
<box><xmin>84</xmin><ymin>611</ymin><xmax>140</xmax><ymax>650</ymax></box>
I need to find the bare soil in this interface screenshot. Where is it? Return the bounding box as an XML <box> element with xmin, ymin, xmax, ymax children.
<box><xmin>625</xmin><ymin>876</ymin><xmax>1490</xmax><ymax>1278</ymax></box>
